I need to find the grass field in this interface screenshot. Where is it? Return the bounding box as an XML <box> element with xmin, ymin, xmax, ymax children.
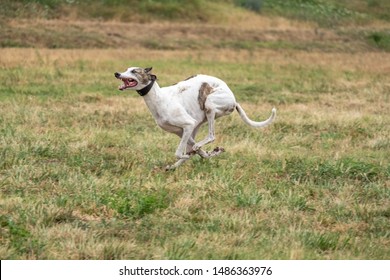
<box><xmin>0</xmin><ymin>1</ymin><xmax>389</xmax><ymax>260</ymax></box>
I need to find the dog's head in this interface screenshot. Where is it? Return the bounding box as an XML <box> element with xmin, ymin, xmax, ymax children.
<box><xmin>114</xmin><ymin>67</ymin><xmax>157</xmax><ymax>91</ymax></box>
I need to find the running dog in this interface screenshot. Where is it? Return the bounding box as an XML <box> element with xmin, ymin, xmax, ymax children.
<box><xmin>114</xmin><ymin>67</ymin><xmax>276</xmax><ymax>170</ymax></box>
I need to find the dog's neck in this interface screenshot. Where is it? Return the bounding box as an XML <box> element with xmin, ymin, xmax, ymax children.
<box><xmin>136</xmin><ymin>79</ymin><xmax>155</xmax><ymax>96</ymax></box>
<box><xmin>140</xmin><ymin>81</ymin><xmax>164</xmax><ymax>118</ymax></box>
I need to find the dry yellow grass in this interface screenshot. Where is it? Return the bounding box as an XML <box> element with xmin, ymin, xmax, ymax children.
<box><xmin>1</xmin><ymin>5</ymin><xmax>389</xmax><ymax>259</ymax></box>
<box><xmin>2</xmin><ymin>47</ymin><xmax>390</xmax><ymax>71</ymax></box>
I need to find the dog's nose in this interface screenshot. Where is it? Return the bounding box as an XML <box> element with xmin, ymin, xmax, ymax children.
<box><xmin>114</xmin><ymin>72</ymin><xmax>121</xmax><ymax>78</ymax></box>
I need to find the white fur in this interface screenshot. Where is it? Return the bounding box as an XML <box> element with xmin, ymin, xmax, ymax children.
<box><xmin>115</xmin><ymin>67</ymin><xmax>276</xmax><ymax>170</ymax></box>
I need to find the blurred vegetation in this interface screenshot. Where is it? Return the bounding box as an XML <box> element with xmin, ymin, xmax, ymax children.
<box><xmin>238</xmin><ymin>0</ymin><xmax>390</xmax><ymax>24</ymax></box>
<box><xmin>262</xmin><ymin>0</ymin><xmax>366</xmax><ymax>26</ymax></box>
<box><xmin>0</xmin><ymin>0</ymin><xmax>215</xmax><ymax>22</ymax></box>
<box><xmin>1</xmin><ymin>0</ymin><xmax>389</xmax><ymax>25</ymax></box>
<box><xmin>1</xmin><ymin>0</ymin><xmax>389</xmax><ymax>51</ymax></box>
<box><xmin>367</xmin><ymin>31</ymin><xmax>390</xmax><ymax>51</ymax></box>
<box><xmin>235</xmin><ymin>0</ymin><xmax>263</xmax><ymax>12</ymax></box>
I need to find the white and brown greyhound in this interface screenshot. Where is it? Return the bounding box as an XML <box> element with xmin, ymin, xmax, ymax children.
<box><xmin>114</xmin><ymin>67</ymin><xmax>276</xmax><ymax>170</ymax></box>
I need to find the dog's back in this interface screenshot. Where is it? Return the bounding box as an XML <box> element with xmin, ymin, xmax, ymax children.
<box><xmin>161</xmin><ymin>74</ymin><xmax>228</xmax><ymax>95</ymax></box>
<box><xmin>161</xmin><ymin>74</ymin><xmax>236</xmax><ymax>117</ymax></box>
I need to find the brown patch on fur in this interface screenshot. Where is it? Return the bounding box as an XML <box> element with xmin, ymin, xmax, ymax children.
<box><xmin>198</xmin><ymin>82</ymin><xmax>214</xmax><ymax>110</ymax></box>
<box><xmin>178</xmin><ymin>86</ymin><xmax>189</xmax><ymax>93</ymax></box>
<box><xmin>133</xmin><ymin>68</ymin><xmax>151</xmax><ymax>84</ymax></box>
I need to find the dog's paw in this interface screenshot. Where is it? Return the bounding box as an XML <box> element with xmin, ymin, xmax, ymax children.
<box><xmin>177</xmin><ymin>154</ymin><xmax>190</xmax><ymax>160</ymax></box>
<box><xmin>192</xmin><ymin>144</ymin><xmax>201</xmax><ymax>151</ymax></box>
<box><xmin>208</xmin><ymin>146</ymin><xmax>225</xmax><ymax>157</ymax></box>
<box><xmin>214</xmin><ymin>146</ymin><xmax>225</xmax><ymax>153</ymax></box>
<box><xmin>165</xmin><ymin>165</ymin><xmax>175</xmax><ymax>171</ymax></box>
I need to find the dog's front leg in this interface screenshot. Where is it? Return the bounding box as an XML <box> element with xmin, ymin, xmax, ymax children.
<box><xmin>174</xmin><ymin>124</ymin><xmax>195</xmax><ymax>159</ymax></box>
<box><xmin>165</xmin><ymin>125</ymin><xmax>194</xmax><ymax>171</ymax></box>
<box><xmin>165</xmin><ymin>158</ymin><xmax>188</xmax><ymax>171</ymax></box>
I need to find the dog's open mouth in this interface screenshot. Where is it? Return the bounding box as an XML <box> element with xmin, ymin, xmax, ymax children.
<box><xmin>119</xmin><ymin>78</ymin><xmax>138</xmax><ymax>90</ymax></box>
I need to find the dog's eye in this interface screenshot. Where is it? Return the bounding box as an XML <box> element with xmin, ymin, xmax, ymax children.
<box><xmin>131</xmin><ymin>69</ymin><xmax>136</xmax><ymax>74</ymax></box>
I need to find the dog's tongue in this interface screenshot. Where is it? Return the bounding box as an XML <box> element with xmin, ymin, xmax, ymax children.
<box><xmin>128</xmin><ymin>80</ymin><xmax>137</xmax><ymax>87</ymax></box>
<box><xmin>119</xmin><ymin>79</ymin><xmax>137</xmax><ymax>90</ymax></box>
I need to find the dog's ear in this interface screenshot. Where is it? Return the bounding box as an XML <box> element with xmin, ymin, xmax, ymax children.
<box><xmin>150</xmin><ymin>74</ymin><xmax>157</xmax><ymax>81</ymax></box>
<box><xmin>144</xmin><ymin>67</ymin><xmax>153</xmax><ymax>73</ymax></box>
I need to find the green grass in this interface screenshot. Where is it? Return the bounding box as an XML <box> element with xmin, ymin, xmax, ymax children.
<box><xmin>1</xmin><ymin>0</ymin><xmax>389</xmax><ymax>52</ymax></box>
<box><xmin>2</xmin><ymin>0</ymin><xmax>389</xmax><ymax>25</ymax></box>
<box><xmin>1</xmin><ymin>0</ymin><xmax>389</xmax><ymax>260</ymax></box>
<box><xmin>0</xmin><ymin>48</ymin><xmax>389</xmax><ymax>259</ymax></box>
<box><xmin>366</xmin><ymin>31</ymin><xmax>390</xmax><ymax>51</ymax></box>
<box><xmin>261</xmin><ymin>0</ymin><xmax>390</xmax><ymax>26</ymax></box>
<box><xmin>0</xmin><ymin>0</ymin><xmax>221</xmax><ymax>22</ymax></box>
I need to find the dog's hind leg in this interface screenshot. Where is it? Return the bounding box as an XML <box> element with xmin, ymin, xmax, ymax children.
<box><xmin>187</xmin><ymin>137</ymin><xmax>210</xmax><ymax>158</ymax></box>
<box><xmin>188</xmin><ymin>136</ymin><xmax>224</xmax><ymax>158</ymax></box>
<box><xmin>192</xmin><ymin>108</ymin><xmax>216</xmax><ymax>151</ymax></box>
<box><xmin>186</xmin><ymin>125</ymin><xmax>211</xmax><ymax>158</ymax></box>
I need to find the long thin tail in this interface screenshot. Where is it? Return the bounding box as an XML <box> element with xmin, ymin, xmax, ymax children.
<box><xmin>235</xmin><ymin>103</ymin><xmax>276</xmax><ymax>128</ymax></box>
